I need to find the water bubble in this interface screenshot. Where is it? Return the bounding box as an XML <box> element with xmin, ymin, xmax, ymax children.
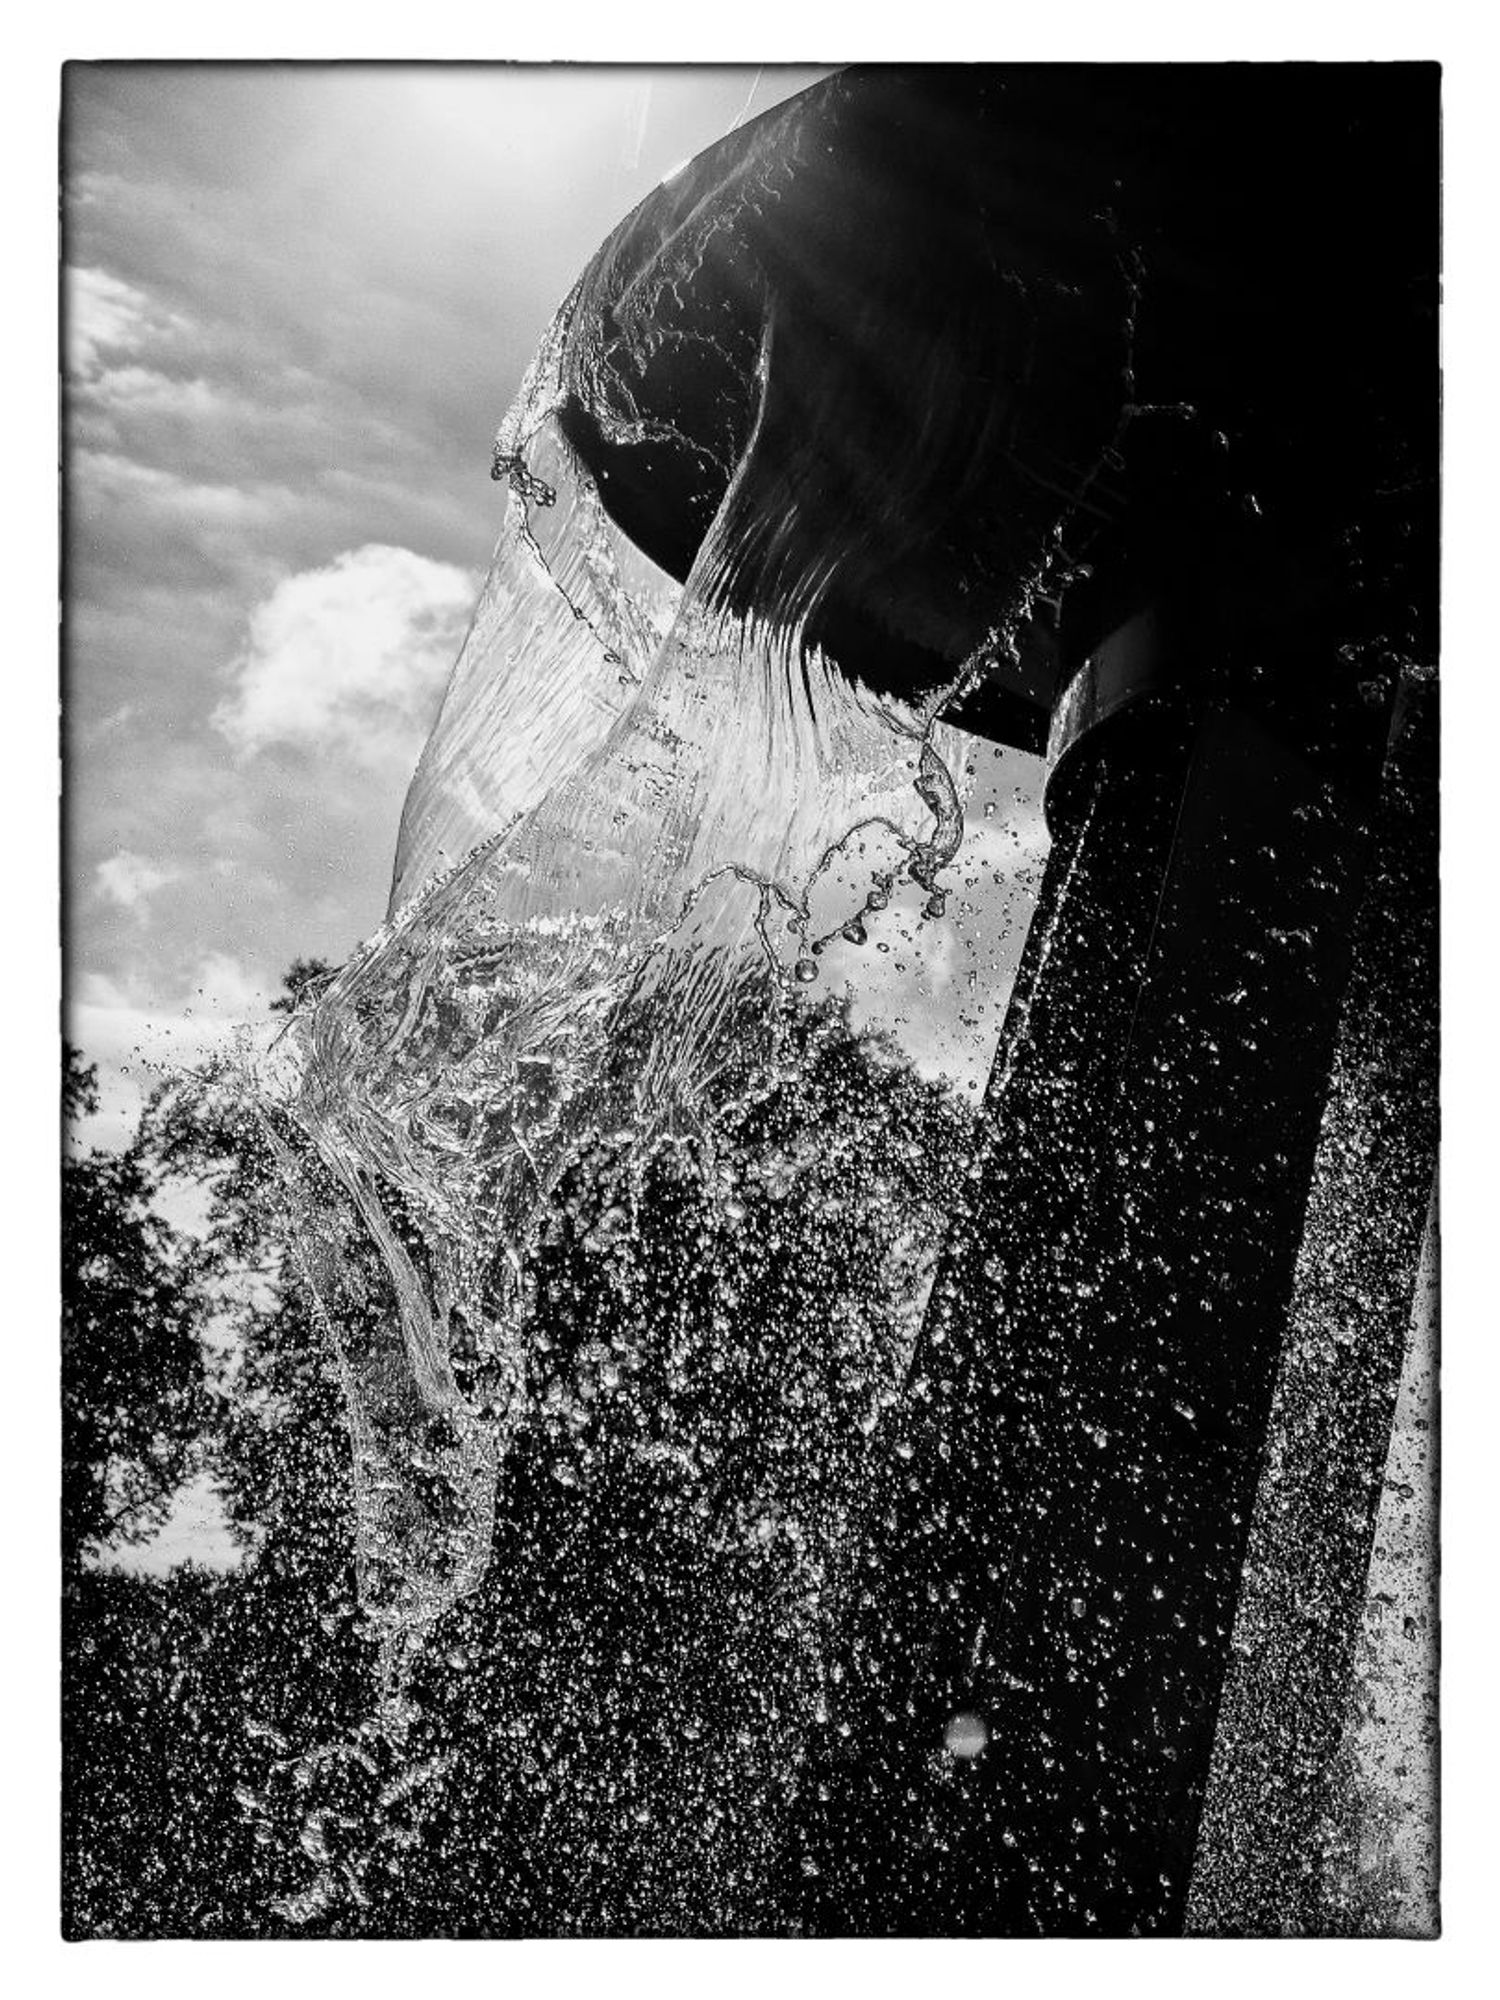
<box><xmin>943</xmin><ymin>1711</ymin><xmax>989</xmax><ymax>1759</ymax></box>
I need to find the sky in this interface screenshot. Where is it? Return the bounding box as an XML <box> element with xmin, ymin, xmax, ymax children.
<box><xmin>63</xmin><ymin>64</ymin><xmax>838</xmax><ymax>1147</ymax></box>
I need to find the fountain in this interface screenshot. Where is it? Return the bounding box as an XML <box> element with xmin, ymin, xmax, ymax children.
<box><xmin>276</xmin><ymin>64</ymin><xmax>1438</xmax><ymax>1934</ymax></box>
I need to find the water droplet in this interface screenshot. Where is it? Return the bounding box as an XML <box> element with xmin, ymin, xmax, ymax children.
<box><xmin>943</xmin><ymin>1711</ymin><xmax>989</xmax><ymax>1759</ymax></box>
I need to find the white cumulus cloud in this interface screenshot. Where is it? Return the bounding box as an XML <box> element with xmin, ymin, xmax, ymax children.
<box><xmin>66</xmin><ymin>954</ymin><xmax>272</xmax><ymax>1153</ymax></box>
<box><xmin>65</xmin><ymin>264</ymin><xmax>191</xmax><ymax>378</ymax></box>
<box><xmin>213</xmin><ymin>543</ymin><xmax>476</xmax><ymax>767</ymax></box>
<box><xmin>95</xmin><ymin>849</ymin><xmax>180</xmax><ymax>914</ymax></box>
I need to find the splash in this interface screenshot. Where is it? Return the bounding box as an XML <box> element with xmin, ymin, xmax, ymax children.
<box><xmin>278</xmin><ymin>318</ymin><xmax>989</xmax><ymax>1701</ymax></box>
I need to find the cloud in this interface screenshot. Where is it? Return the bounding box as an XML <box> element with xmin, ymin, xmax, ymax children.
<box><xmin>67</xmin><ymin>954</ymin><xmax>273</xmax><ymax>1152</ymax></box>
<box><xmin>213</xmin><ymin>543</ymin><xmax>477</xmax><ymax>767</ymax></box>
<box><xmin>84</xmin><ymin>363</ymin><xmax>223</xmax><ymax>421</ymax></box>
<box><xmin>74</xmin><ymin>448</ymin><xmax>282</xmax><ymax>526</ymax></box>
<box><xmin>65</xmin><ymin>263</ymin><xmax>192</xmax><ymax>378</ymax></box>
<box><xmin>95</xmin><ymin>849</ymin><xmax>180</xmax><ymax>914</ymax></box>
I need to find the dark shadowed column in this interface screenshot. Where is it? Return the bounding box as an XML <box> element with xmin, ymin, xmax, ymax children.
<box><xmin>1186</xmin><ymin>679</ymin><xmax>1439</xmax><ymax>1934</ymax></box>
<box><xmin>799</xmin><ymin>563</ymin><xmax>1415</xmax><ymax>1932</ymax></box>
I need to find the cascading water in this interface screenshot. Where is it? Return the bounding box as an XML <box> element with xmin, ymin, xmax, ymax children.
<box><xmin>247</xmin><ymin>264</ymin><xmax>1039</xmax><ymax>1926</ymax></box>
<box><xmin>290</xmin><ymin>340</ymin><xmax>979</xmax><ymax>1639</ymax></box>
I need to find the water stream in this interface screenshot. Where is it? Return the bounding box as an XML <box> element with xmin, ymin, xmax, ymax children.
<box><xmin>247</xmin><ymin>305</ymin><xmax>1046</xmax><ymax>1926</ymax></box>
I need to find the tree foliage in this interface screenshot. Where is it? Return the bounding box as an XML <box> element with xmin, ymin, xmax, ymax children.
<box><xmin>62</xmin><ymin>970</ymin><xmax>976</xmax><ymax>1936</ymax></box>
<box><xmin>61</xmin><ymin>1045</ymin><xmax>209</xmax><ymax>1568</ymax></box>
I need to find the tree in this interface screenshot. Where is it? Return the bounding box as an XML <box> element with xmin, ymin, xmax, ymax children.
<box><xmin>62</xmin><ymin>1044</ymin><xmax>228</xmax><ymax>1937</ymax></box>
<box><xmin>134</xmin><ymin>959</ymin><xmax>358</xmax><ymax>1571</ymax></box>
<box><xmin>327</xmin><ymin>991</ymin><xmax>979</xmax><ymax>1936</ymax></box>
<box><xmin>65</xmin><ymin>972</ymin><xmax>377</xmax><ymax>1938</ymax></box>
<box><xmin>63</xmin><ymin>968</ymin><xmax>981</xmax><ymax>1937</ymax></box>
<box><xmin>61</xmin><ymin>1045</ymin><xmax>209</xmax><ymax>1572</ymax></box>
